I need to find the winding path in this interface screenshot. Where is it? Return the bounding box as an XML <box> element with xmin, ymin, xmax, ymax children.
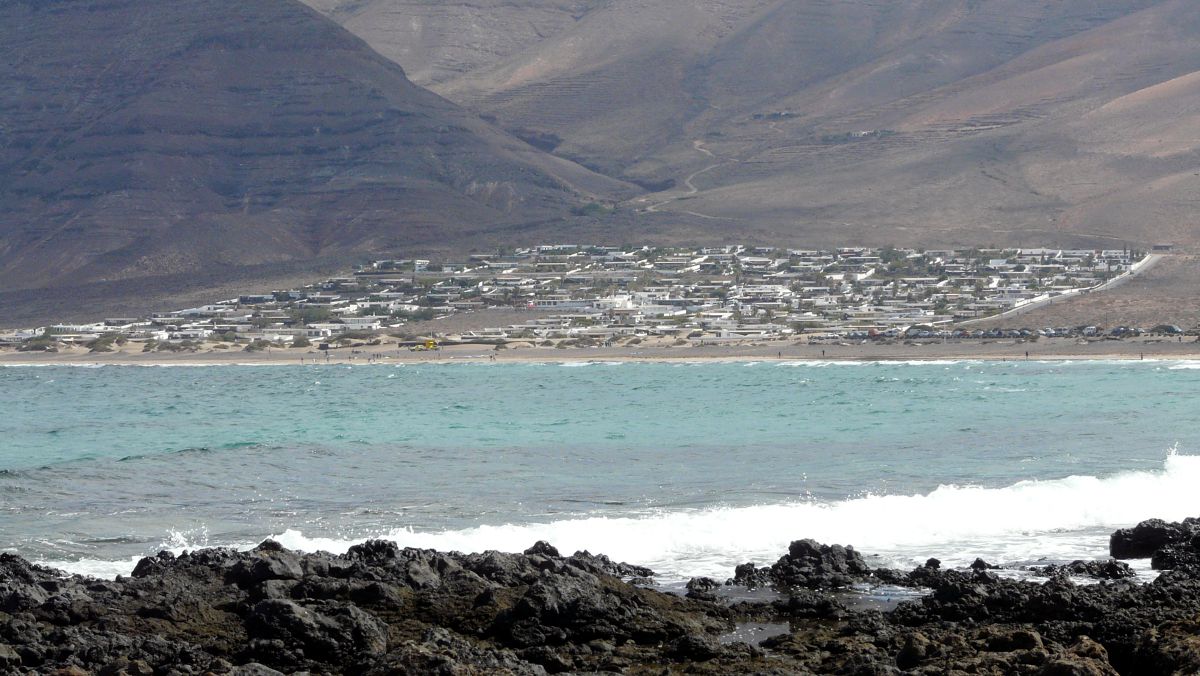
<box><xmin>634</xmin><ymin>141</ymin><xmax>736</xmax><ymax>219</ymax></box>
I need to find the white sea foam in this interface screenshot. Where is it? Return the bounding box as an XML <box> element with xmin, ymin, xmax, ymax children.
<box><xmin>46</xmin><ymin>454</ymin><xmax>1199</xmax><ymax>582</ymax></box>
<box><xmin>780</xmin><ymin>360</ymin><xmax>982</xmax><ymax>368</ymax></box>
<box><xmin>874</xmin><ymin>360</ymin><xmax>980</xmax><ymax>366</ymax></box>
<box><xmin>778</xmin><ymin>360</ymin><xmax>871</xmax><ymax>367</ymax></box>
<box><xmin>0</xmin><ymin>363</ymin><xmax>295</xmax><ymax>369</ymax></box>
<box><xmin>38</xmin><ymin>529</ymin><xmax>257</xmax><ymax>580</ymax></box>
<box><xmin>37</xmin><ymin>556</ymin><xmax>144</xmax><ymax>580</ymax></box>
<box><xmin>0</xmin><ymin>363</ymin><xmax>107</xmax><ymax>368</ymax></box>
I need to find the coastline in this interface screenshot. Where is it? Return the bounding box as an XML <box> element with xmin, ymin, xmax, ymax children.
<box><xmin>3</xmin><ymin>335</ymin><xmax>1200</xmax><ymax>366</ymax></box>
<box><xmin>1</xmin><ymin>517</ymin><xmax>1198</xmax><ymax>674</ymax></box>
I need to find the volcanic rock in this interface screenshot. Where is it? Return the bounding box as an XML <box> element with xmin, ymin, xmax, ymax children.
<box><xmin>1034</xmin><ymin>560</ymin><xmax>1138</xmax><ymax>581</ymax></box>
<box><xmin>730</xmin><ymin>538</ymin><xmax>873</xmax><ymax>590</ymax></box>
<box><xmin>2</xmin><ymin>523</ymin><xmax>1200</xmax><ymax>673</ymax></box>
<box><xmin>1110</xmin><ymin>517</ymin><xmax>1200</xmax><ymax>559</ymax></box>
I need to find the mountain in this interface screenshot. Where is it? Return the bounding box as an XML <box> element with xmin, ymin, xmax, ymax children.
<box><xmin>307</xmin><ymin>0</ymin><xmax>1200</xmax><ymax>249</ymax></box>
<box><xmin>7</xmin><ymin>0</ymin><xmax>1200</xmax><ymax>324</ymax></box>
<box><xmin>0</xmin><ymin>0</ymin><xmax>634</xmax><ymax>303</ymax></box>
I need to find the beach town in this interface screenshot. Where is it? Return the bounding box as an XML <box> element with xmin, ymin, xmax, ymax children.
<box><xmin>0</xmin><ymin>244</ymin><xmax>1186</xmax><ymax>360</ymax></box>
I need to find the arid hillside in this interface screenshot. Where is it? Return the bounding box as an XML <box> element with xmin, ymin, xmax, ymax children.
<box><xmin>6</xmin><ymin>0</ymin><xmax>1200</xmax><ymax>322</ymax></box>
<box><xmin>0</xmin><ymin>0</ymin><xmax>634</xmax><ymax>302</ymax></box>
<box><xmin>309</xmin><ymin>0</ymin><xmax>1200</xmax><ymax>249</ymax></box>
<box><xmin>976</xmin><ymin>254</ymin><xmax>1200</xmax><ymax>331</ymax></box>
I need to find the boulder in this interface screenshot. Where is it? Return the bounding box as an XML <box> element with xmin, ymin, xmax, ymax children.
<box><xmin>524</xmin><ymin>541</ymin><xmax>561</xmax><ymax>558</ymax></box>
<box><xmin>131</xmin><ymin>551</ymin><xmax>176</xmax><ymax>579</ymax></box>
<box><xmin>0</xmin><ymin>643</ymin><xmax>21</xmax><ymax>669</ymax></box>
<box><xmin>1150</xmin><ymin>534</ymin><xmax>1200</xmax><ymax>570</ymax></box>
<box><xmin>771</xmin><ymin>589</ymin><xmax>845</xmax><ymax>619</ymax></box>
<box><xmin>227</xmin><ymin>542</ymin><xmax>304</xmax><ymax>587</ymax></box>
<box><xmin>1110</xmin><ymin>518</ymin><xmax>1198</xmax><ymax>559</ymax></box>
<box><xmin>665</xmin><ymin>634</ymin><xmax>722</xmax><ymax>661</ymax></box>
<box><xmin>0</xmin><ymin>580</ymin><xmax>49</xmax><ymax>613</ymax></box>
<box><xmin>728</xmin><ymin>539</ymin><xmax>871</xmax><ymax>590</ymax></box>
<box><xmin>769</xmin><ymin>539</ymin><xmax>872</xmax><ymax>589</ymax></box>
<box><xmin>567</xmin><ymin>550</ymin><xmax>654</xmax><ymax>579</ymax></box>
<box><xmin>685</xmin><ymin>576</ymin><xmax>721</xmax><ymax>600</ymax></box>
<box><xmin>244</xmin><ymin>599</ymin><xmax>387</xmax><ymax>666</ymax></box>
<box><xmin>728</xmin><ymin>562</ymin><xmax>772</xmax><ymax>588</ymax></box>
<box><xmin>1034</xmin><ymin>560</ymin><xmax>1136</xmax><ymax>580</ymax></box>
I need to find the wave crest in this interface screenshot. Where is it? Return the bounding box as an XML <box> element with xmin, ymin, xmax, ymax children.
<box><xmin>43</xmin><ymin>454</ymin><xmax>1199</xmax><ymax>581</ymax></box>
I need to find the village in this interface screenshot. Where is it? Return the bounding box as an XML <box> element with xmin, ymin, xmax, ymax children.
<box><xmin>0</xmin><ymin>244</ymin><xmax>1178</xmax><ymax>354</ymax></box>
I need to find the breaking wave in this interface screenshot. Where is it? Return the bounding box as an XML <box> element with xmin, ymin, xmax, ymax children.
<box><xmin>45</xmin><ymin>453</ymin><xmax>1200</xmax><ymax>582</ymax></box>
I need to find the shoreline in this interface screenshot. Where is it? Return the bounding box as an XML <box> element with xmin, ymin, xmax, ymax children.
<box><xmin>3</xmin><ymin>335</ymin><xmax>1200</xmax><ymax>366</ymax></box>
<box><xmin>1</xmin><ymin>517</ymin><xmax>1197</xmax><ymax>673</ymax></box>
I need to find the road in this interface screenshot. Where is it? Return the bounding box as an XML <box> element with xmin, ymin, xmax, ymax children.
<box><xmin>958</xmin><ymin>254</ymin><xmax>1164</xmax><ymax>326</ymax></box>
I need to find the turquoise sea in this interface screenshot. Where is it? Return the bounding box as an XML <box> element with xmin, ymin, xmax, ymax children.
<box><xmin>2</xmin><ymin>360</ymin><xmax>1199</xmax><ymax>581</ymax></box>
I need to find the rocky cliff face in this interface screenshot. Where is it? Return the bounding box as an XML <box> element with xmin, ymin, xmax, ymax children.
<box><xmin>0</xmin><ymin>0</ymin><xmax>633</xmax><ymax>295</ymax></box>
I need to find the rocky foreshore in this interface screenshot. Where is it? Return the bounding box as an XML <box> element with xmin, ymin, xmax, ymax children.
<box><xmin>4</xmin><ymin>520</ymin><xmax>1200</xmax><ymax>675</ymax></box>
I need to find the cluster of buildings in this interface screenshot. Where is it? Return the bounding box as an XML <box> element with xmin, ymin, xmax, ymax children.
<box><xmin>0</xmin><ymin>245</ymin><xmax>1155</xmax><ymax>350</ymax></box>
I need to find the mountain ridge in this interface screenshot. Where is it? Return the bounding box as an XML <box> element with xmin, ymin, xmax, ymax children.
<box><xmin>6</xmin><ymin>0</ymin><xmax>1200</xmax><ymax>322</ymax></box>
<box><xmin>307</xmin><ymin>0</ymin><xmax>1200</xmax><ymax>249</ymax></box>
<box><xmin>0</xmin><ymin>0</ymin><xmax>635</xmax><ymax>301</ymax></box>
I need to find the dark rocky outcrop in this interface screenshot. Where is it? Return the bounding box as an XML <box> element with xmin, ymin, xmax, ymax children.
<box><xmin>1150</xmin><ymin>541</ymin><xmax>1200</xmax><ymax>571</ymax></box>
<box><xmin>1108</xmin><ymin>517</ymin><xmax>1200</xmax><ymax>575</ymax></box>
<box><xmin>1032</xmin><ymin>560</ymin><xmax>1137</xmax><ymax>581</ymax></box>
<box><xmin>3</xmin><ymin>521</ymin><xmax>1200</xmax><ymax>674</ymax></box>
<box><xmin>729</xmin><ymin>538</ymin><xmax>872</xmax><ymax>590</ymax></box>
<box><xmin>971</xmin><ymin>557</ymin><xmax>1001</xmax><ymax>570</ymax></box>
<box><xmin>0</xmin><ymin>543</ymin><xmax>729</xmax><ymax>674</ymax></box>
<box><xmin>1109</xmin><ymin>517</ymin><xmax>1200</xmax><ymax>559</ymax></box>
<box><xmin>684</xmin><ymin>576</ymin><xmax>722</xmax><ymax>600</ymax></box>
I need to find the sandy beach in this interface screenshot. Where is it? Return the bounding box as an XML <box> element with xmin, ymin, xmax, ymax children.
<box><xmin>3</xmin><ymin>335</ymin><xmax>1200</xmax><ymax>366</ymax></box>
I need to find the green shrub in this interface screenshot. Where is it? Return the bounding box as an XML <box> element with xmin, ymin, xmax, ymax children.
<box><xmin>243</xmin><ymin>339</ymin><xmax>272</xmax><ymax>352</ymax></box>
<box><xmin>18</xmin><ymin>335</ymin><xmax>57</xmax><ymax>352</ymax></box>
<box><xmin>572</xmin><ymin>202</ymin><xmax>613</xmax><ymax>217</ymax></box>
<box><xmin>86</xmin><ymin>333</ymin><xmax>121</xmax><ymax>353</ymax></box>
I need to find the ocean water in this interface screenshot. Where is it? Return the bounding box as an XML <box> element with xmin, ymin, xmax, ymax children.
<box><xmin>2</xmin><ymin>360</ymin><xmax>1199</xmax><ymax>582</ymax></box>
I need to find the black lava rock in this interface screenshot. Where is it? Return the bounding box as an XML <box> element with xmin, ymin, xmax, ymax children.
<box><xmin>1110</xmin><ymin>518</ymin><xmax>1200</xmax><ymax>559</ymax></box>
